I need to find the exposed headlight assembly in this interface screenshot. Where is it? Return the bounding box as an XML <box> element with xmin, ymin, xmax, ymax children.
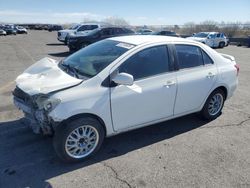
<box><xmin>43</xmin><ymin>98</ymin><xmax>61</xmax><ymax>111</ymax></box>
<box><xmin>33</xmin><ymin>94</ymin><xmax>61</xmax><ymax>112</ymax></box>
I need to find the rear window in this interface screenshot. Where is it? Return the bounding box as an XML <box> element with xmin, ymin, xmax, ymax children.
<box><xmin>175</xmin><ymin>45</ymin><xmax>203</xmax><ymax>69</ymax></box>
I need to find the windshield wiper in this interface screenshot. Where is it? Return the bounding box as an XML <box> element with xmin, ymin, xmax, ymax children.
<box><xmin>60</xmin><ymin>62</ymin><xmax>80</xmax><ymax>79</ymax></box>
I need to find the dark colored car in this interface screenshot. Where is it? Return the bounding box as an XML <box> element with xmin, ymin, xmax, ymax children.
<box><xmin>4</xmin><ymin>25</ymin><xmax>17</xmax><ymax>35</ymax></box>
<box><xmin>15</xmin><ymin>26</ymin><xmax>28</xmax><ymax>34</ymax></box>
<box><xmin>153</xmin><ymin>30</ymin><xmax>180</xmax><ymax>37</ymax></box>
<box><xmin>136</xmin><ymin>29</ymin><xmax>154</xmax><ymax>35</ymax></box>
<box><xmin>67</xmin><ymin>27</ymin><xmax>134</xmax><ymax>51</ymax></box>
<box><xmin>48</xmin><ymin>25</ymin><xmax>63</xmax><ymax>32</ymax></box>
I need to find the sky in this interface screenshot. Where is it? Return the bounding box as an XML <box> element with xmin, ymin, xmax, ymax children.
<box><xmin>0</xmin><ymin>0</ymin><xmax>249</xmax><ymax>25</ymax></box>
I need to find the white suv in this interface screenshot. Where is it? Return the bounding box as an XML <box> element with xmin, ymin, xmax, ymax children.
<box><xmin>13</xmin><ymin>35</ymin><xmax>238</xmax><ymax>162</ymax></box>
<box><xmin>57</xmin><ymin>23</ymin><xmax>104</xmax><ymax>44</ymax></box>
<box><xmin>187</xmin><ymin>32</ymin><xmax>229</xmax><ymax>48</ymax></box>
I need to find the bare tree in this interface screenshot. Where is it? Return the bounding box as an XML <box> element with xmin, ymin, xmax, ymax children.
<box><xmin>198</xmin><ymin>20</ymin><xmax>218</xmax><ymax>32</ymax></box>
<box><xmin>103</xmin><ymin>16</ymin><xmax>129</xmax><ymax>26</ymax></box>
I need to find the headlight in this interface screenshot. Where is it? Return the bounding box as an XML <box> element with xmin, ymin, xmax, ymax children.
<box><xmin>43</xmin><ymin>98</ymin><xmax>61</xmax><ymax>111</ymax></box>
<box><xmin>33</xmin><ymin>95</ymin><xmax>61</xmax><ymax>111</ymax></box>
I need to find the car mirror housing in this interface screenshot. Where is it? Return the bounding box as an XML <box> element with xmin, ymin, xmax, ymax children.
<box><xmin>112</xmin><ymin>72</ymin><xmax>134</xmax><ymax>86</ymax></box>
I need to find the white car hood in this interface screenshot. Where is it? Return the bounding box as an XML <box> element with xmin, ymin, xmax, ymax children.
<box><xmin>187</xmin><ymin>37</ymin><xmax>206</xmax><ymax>42</ymax></box>
<box><xmin>16</xmin><ymin>57</ymin><xmax>82</xmax><ymax>95</ymax></box>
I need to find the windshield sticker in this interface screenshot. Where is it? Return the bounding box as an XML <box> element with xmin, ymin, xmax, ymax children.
<box><xmin>116</xmin><ymin>43</ymin><xmax>135</xmax><ymax>49</ymax></box>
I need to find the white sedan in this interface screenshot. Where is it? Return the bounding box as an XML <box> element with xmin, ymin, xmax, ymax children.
<box><xmin>13</xmin><ymin>35</ymin><xmax>239</xmax><ymax>162</ymax></box>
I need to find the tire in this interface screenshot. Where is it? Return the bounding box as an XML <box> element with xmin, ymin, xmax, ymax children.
<box><xmin>200</xmin><ymin>89</ymin><xmax>225</xmax><ymax>120</ymax></box>
<box><xmin>79</xmin><ymin>42</ymin><xmax>89</xmax><ymax>49</ymax></box>
<box><xmin>64</xmin><ymin>36</ymin><xmax>69</xmax><ymax>45</ymax></box>
<box><xmin>219</xmin><ymin>42</ymin><xmax>225</xmax><ymax>48</ymax></box>
<box><xmin>69</xmin><ymin>47</ymin><xmax>75</xmax><ymax>52</ymax></box>
<box><xmin>53</xmin><ymin>117</ymin><xmax>105</xmax><ymax>162</ymax></box>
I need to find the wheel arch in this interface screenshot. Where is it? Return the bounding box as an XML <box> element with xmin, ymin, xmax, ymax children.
<box><xmin>55</xmin><ymin>113</ymin><xmax>107</xmax><ymax>137</ymax></box>
<box><xmin>200</xmin><ymin>85</ymin><xmax>228</xmax><ymax>111</ymax></box>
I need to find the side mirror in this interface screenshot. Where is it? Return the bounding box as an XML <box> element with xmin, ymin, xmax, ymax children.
<box><xmin>112</xmin><ymin>73</ymin><xmax>134</xmax><ymax>86</ymax></box>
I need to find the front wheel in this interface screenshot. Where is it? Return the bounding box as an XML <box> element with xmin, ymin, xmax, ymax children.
<box><xmin>53</xmin><ymin>117</ymin><xmax>105</xmax><ymax>162</ymax></box>
<box><xmin>79</xmin><ymin>42</ymin><xmax>89</xmax><ymax>49</ymax></box>
<box><xmin>200</xmin><ymin>89</ymin><xmax>225</xmax><ymax>120</ymax></box>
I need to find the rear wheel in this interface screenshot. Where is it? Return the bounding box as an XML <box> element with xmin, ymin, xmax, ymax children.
<box><xmin>219</xmin><ymin>42</ymin><xmax>225</xmax><ymax>48</ymax></box>
<box><xmin>53</xmin><ymin>117</ymin><xmax>105</xmax><ymax>162</ymax></box>
<box><xmin>201</xmin><ymin>89</ymin><xmax>225</xmax><ymax>120</ymax></box>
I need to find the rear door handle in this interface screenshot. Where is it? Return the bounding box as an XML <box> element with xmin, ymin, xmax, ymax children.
<box><xmin>164</xmin><ymin>81</ymin><xmax>176</xmax><ymax>88</ymax></box>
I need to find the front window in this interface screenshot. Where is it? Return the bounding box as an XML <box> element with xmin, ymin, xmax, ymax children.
<box><xmin>60</xmin><ymin>40</ymin><xmax>135</xmax><ymax>78</ymax></box>
<box><xmin>193</xmin><ymin>32</ymin><xmax>209</xmax><ymax>38</ymax></box>
<box><xmin>119</xmin><ymin>45</ymin><xmax>170</xmax><ymax>80</ymax></box>
<box><xmin>69</xmin><ymin>24</ymin><xmax>80</xmax><ymax>30</ymax></box>
<box><xmin>77</xmin><ymin>25</ymin><xmax>98</xmax><ymax>31</ymax></box>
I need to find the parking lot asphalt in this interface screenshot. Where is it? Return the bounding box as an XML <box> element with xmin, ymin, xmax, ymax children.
<box><xmin>0</xmin><ymin>31</ymin><xmax>250</xmax><ymax>188</ymax></box>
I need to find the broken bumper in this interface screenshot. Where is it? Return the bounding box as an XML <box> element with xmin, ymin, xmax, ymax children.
<box><xmin>13</xmin><ymin>88</ymin><xmax>57</xmax><ymax>135</ymax></box>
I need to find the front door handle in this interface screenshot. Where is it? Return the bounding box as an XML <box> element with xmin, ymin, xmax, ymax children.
<box><xmin>164</xmin><ymin>81</ymin><xmax>176</xmax><ymax>88</ymax></box>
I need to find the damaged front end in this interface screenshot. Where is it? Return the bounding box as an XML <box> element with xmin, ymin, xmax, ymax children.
<box><xmin>13</xmin><ymin>87</ymin><xmax>60</xmax><ymax>135</ymax></box>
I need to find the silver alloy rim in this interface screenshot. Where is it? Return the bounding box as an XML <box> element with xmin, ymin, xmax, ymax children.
<box><xmin>65</xmin><ymin>125</ymin><xmax>99</xmax><ymax>159</ymax></box>
<box><xmin>208</xmin><ymin>93</ymin><xmax>223</xmax><ymax>116</ymax></box>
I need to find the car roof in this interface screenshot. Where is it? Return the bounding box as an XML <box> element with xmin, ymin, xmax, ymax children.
<box><xmin>109</xmin><ymin>35</ymin><xmax>188</xmax><ymax>45</ymax></box>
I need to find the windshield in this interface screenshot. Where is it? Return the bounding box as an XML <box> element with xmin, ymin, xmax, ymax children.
<box><xmin>193</xmin><ymin>32</ymin><xmax>209</xmax><ymax>38</ymax></box>
<box><xmin>61</xmin><ymin>40</ymin><xmax>135</xmax><ymax>78</ymax></box>
<box><xmin>69</xmin><ymin>24</ymin><xmax>80</xmax><ymax>30</ymax></box>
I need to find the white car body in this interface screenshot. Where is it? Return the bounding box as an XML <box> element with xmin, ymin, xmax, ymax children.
<box><xmin>0</xmin><ymin>29</ymin><xmax>6</xmax><ymax>35</ymax></box>
<box><xmin>57</xmin><ymin>23</ymin><xmax>104</xmax><ymax>43</ymax></box>
<box><xmin>14</xmin><ymin>36</ymin><xmax>238</xmax><ymax>137</ymax></box>
<box><xmin>16</xmin><ymin>26</ymin><xmax>27</xmax><ymax>33</ymax></box>
<box><xmin>187</xmin><ymin>32</ymin><xmax>228</xmax><ymax>48</ymax></box>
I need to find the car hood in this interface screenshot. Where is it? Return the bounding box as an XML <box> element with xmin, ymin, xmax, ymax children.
<box><xmin>15</xmin><ymin>57</ymin><xmax>82</xmax><ymax>95</ymax></box>
<box><xmin>187</xmin><ymin>37</ymin><xmax>206</xmax><ymax>42</ymax></box>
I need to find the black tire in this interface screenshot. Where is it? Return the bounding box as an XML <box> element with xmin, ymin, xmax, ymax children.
<box><xmin>200</xmin><ymin>89</ymin><xmax>225</xmax><ymax>120</ymax></box>
<box><xmin>69</xmin><ymin>47</ymin><xmax>75</xmax><ymax>52</ymax></box>
<box><xmin>64</xmin><ymin>36</ymin><xmax>68</xmax><ymax>45</ymax></box>
<box><xmin>79</xmin><ymin>42</ymin><xmax>89</xmax><ymax>49</ymax></box>
<box><xmin>219</xmin><ymin>42</ymin><xmax>225</xmax><ymax>48</ymax></box>
<box><xmin>53</xmin><ymin>117</ymin><xmax>105</xmax><ymax>162</ymax></box>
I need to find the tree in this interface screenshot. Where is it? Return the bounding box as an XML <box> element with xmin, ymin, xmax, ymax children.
<box><xmin>103</xmin><ymin>16</ymin><xmax>129</xmax><ymax>26</ymax></box>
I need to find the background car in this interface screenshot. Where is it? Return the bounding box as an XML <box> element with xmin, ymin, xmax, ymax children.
<box><xmin>57</xmin><ymin>23</ymin><xmax>108</xmax><ymax>44</ymax></box>
<box><xmin>4</xmin><ymin>25</ymin><xmax>17</xmax><ymax>35</ymax></box>
<box><xmin>0</xmin><ymin>29</ymin><xmax>6</xmax><ymax>36</ymax></box>
<box><xmin>136</xmin><ymin>29</ymin><xmax>154</xmax><ymax>35</ymax></box>
<box><xmin>15</xmin><ymin>26</ymin><xmax>28</xmax><ymax>34</ymax></box>
<box><xmin>187</xmin><ymin>32</ymin><xmax>228</xmax><ymax>48</ymax></box>
<box><xmin>67</xmin><ymin>26</ymin><xmax>135</xmax><ymax>51</ymax></box>
<box><xmin>152</xmin><ymin>30</ymin><xmax>180</xmax><ymax>37</ymax></box>
<box><xmin>48</xmin><ymin>24</ymin><xmax>63</xmax><ymax>32</ymax></box>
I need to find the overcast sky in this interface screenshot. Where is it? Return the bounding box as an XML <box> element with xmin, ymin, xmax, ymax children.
<box><xmin>0</xmin><ymin>0</ymin><xmax>249</xmax><ymax>25</ymax></box>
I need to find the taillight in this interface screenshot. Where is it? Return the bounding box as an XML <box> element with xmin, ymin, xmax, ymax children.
<box><xmin>234</xmin><ymin>64</ymin><xmax>239</xmax><ymax>76</ymax></box>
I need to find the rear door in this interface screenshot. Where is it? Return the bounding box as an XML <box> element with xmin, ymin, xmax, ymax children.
<box><xmin>173</xmin><ymin>44</ymin><xmax>217</xmax><ymax>115</ymax></box>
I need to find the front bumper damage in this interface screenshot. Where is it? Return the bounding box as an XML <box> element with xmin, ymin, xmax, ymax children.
<box><xmin>13</xmin><ymin>87</ymin><xmax>58</xmax><ymax>135</ymax></box>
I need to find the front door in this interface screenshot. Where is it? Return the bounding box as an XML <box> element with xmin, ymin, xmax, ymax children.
<box><xmin>110</xmin><ymin>45</ymin><xmax>177</xmax><ymax>131</ymax></box>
